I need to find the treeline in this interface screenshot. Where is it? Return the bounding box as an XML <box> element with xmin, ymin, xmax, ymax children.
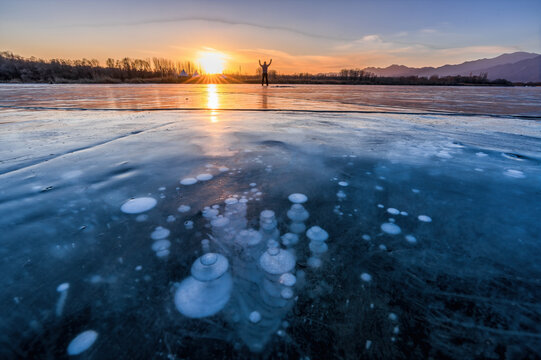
<box><xmin>0</xmin><ymin>51</ymin><xmax>201</xmax><ymax>83</ymax></box>
<box><xmin>336</xmin><ymin>68</ymin><xmax>512</xmax><ymax>86</ymax></box>
<box><xmin>235</xmin><ymin>69</ymin><xmax>513</xmax><ymax>86</ymax></box>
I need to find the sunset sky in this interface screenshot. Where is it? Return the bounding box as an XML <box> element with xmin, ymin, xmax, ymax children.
<box><xmin>1</xmin><ymin>0</ymin><xmax>540</xmax><ymax>74</ymax></box>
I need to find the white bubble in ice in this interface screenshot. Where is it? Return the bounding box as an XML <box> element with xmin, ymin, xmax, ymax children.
<box><xmin>174</xmin><ymin>262</ymin><xmax>232</xmax><ymax>318</ymax></box>
<box><xmin>476</xmin><ymin>152</ymin><xmax>488</xmax><ymax>157</ymax></box>
<box><xmin>57</xmin><ymin>283</ymin><xmax>70</xmax><ymax>292</ymax></box>
<box><xmin>393</xmin><ymin>325</ymin><xmax>400</xmax><ymax>334</ymax></box>
<box><xmin>281</xmin><ymin>287</ymin><xmax>294</xmax><ymax>299</ymax></box>
<box><xmin>121</xmin><ymin>197</ymin><xmax>157</xmax><ymax>214</ymax></box>
<box><xmin>307</xmin><ymin>256</ymin><xmax>322</xmax><ymax>268</ymax></box>
<box><xmin>67</xmin><ymin>330</ymin><xmax>98</xmax><ymax>356</ymax></box>
<box><xmin>365</xmin><ymin>340</ymin><xmax>372</xmax><ymax>350</ymax></box>
<box><xmin>338</xmin><ymin>181</ymin><xmax>349</xmax><ymax>187</ymax></box>
<box><xmin>259</xmin><ymin>247</ymin><xmax>296</xmax><ymax>275</ymax></box>
<box><xmin>379</xmin><ymin>244</ymin><xmax>388</xmax><ymax>251</ymax></box>
<box><xmin>281</xmin><ymin>233</ymin><xmax>299</xmax><ymax>247</ymax></box>
<box><xmin>135</xmin><ymin>265</ymin><xmax>142</xmax><ymax>271</ymax></box>
<box><xmin>180</xmin><ymin>177</ymin><xmax>197</xmax><ymax>185</ymax></box>
<box><xmin>203</xmin><ymin>208</ymin><xmax>219</xmax><ymax>219</ymax></box>
<box><xmin>418</xmin><ymin>215</ymin><xmax>432</xmax><ymax>223</ymax></box>
<box><xmin>136</xmin><ymin>214</ymin><xmax>148</xmax><ymax>222</ymax></box>
<box><xmin>166</xmin><ymin>215</ymin><xmax>176</xmax><ymax>222</ymax></box>
<box><xmin>177</xmin><ymin>205</ymin><xmax>191</xmax><ymax>213</ymax></box>
<box><xmin>158</xmin><ymin>186</ymin><xmax>166</xmax><ymax>191</ymax></box>
<box><xmin>381</xmin><ymin>223</ymin><xmax>401</xmax><ymax>235</ymax></box>
<box><xmin>235</xmin><ymin>229</ymin><xmax>262</xmax><ymax>247</ymax></box>
<box><xmin>288</xmin><ymin>193</ymin><xmax>308</xmax><ymax>204</ymax></box>
<box><xmin>249</xmin><ymin>183</ymin><xmax>257</xmax><ymax>187</ymax></box>
<box><xmin>249</xmin><ymin>311</ymin><xmax>262</xmax><ymax>323</ymax></box>
<box><xmin>387</xmin><ymin>208</ymin><xmax>400</xmax><ymax>215</ymax></box>
<box><xmin>196</xmin><ymin>173</ymin><xmax>213</xmax><ymax>181</ymax></box>
<box><xmin>151</xmin><ymin>239</ymin><xmax>171</xmax><ymax>252</ymax></box>
<box><xmin>219</xmin><ymin>167</ymin><xmax>229</xmax><ymax>172</ymax></box>
<box><xmin>377</xmin><ymin>204</ymin><xmax>384</xmax><ymax>208</ymax></box>
<box><xmin>360</xmin><ymin>273</ymin><xmax>372</xmax><ymax>282</ymax></box>
<box><xmin>336</xmin><ymin>190</ymin><xmax>347</xmax><ymax>199</ymax></box>
<box><xmin>211</xmin><ymin>216</ymin><xmax>229</xmax><ymax>228</ymax></box>
<box><xmin>412</xmin><ymin>189</ymin><xmax>420</xmax><ymax>193</ymax></box>
<box><xmin>191</xmin><ymin>253</ymin><xmax>229</xmax><ymax>281</ymax></box>
<box><xmin>400</xmin><ymin>211</ymin><xmax>408</xmax><ymax>216</ymax></box>
<box><xmin>184</xmin><ymin>220</ymin><xmax>194</xmax><ymax>230</ymax></box>
<box><xmin>306</xmin><ymin>226</ymin><xmax>329</xmax><ymax>242</ymax></box>
<box><xmin>155</xmin><ymin>249</ymin><xmax>170</xmax><ymax>258</ymax></box>
<box><xmin>375</xmin><ymin>185</ymin><xmax>383</xmax><ymax>191</ymax></box>
<box><xmin>56</xmin><ymin>282</ymin><xmax>70</xmax><ymax>317</ymax></box>
<box><xmin>389</xmin><ymin>313</ymin><xmax>398</xmax><ymax>321</ymax></box>
<box><xmin>151</xmin><ymin>226</ymin><xmax>170</xmax><ymax>240</ymax></box>
<box><xmin>362</xmin><ymin>234</ymin><xmax>371</xmax><ymax>241</ymax></box>
<box><xmin>504</xmin><ymin>169</ymin><xmax>525</xmax><ymax>178</ymax></box>
<box><xmin>279</xmin><ymin>273</ymin><xmax>297</xmax><ymax>287</ymax></box>
<box><xmin>89</xmin><ymin>275</ymin><xmax>102</xmax><ymax>284</ymax></box>
<box><xmin>405</xmin><ymin>235</ymin><xmax>417</xmax><ymax>244</ymax></box>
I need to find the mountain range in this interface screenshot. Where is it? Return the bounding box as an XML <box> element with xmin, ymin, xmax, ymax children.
<box><xmin>362</xmin><ymin>52</ymin><xmax>541</xmax><ymax>83</ymax></box>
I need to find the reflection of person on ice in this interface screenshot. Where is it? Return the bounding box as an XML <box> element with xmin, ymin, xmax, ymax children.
<box><xmin>259</xmin><ymin>59</ymin><xmax>272</xmax><ymax>86</ymax></box>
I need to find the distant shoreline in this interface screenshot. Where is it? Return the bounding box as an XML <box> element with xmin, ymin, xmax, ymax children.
<box><xmin>3</xmin><ymin>50</ymin><xmax>541</xmax><ymax>87</ymax></box>
<box><xmin>1</xmin><ymin>81</ymin><xmax>538</xmax><ymax>87</ymax></box>
<box><xmin>2</xmin><ymin>78</ymin><xmax>539</xmax><ymax>87</ymax></box>
<box><xmin>3</xmin><ymin>51</ymin><xmax>539</xmax><ymax>87</ymax></box>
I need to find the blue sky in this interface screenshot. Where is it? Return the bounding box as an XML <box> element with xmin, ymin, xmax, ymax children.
<box><xmin>1</xmin><ymin>0</ymin><xmax>539</xmax><ymax>73</ymax></box>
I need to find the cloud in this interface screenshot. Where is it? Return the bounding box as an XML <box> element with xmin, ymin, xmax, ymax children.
<box><xmin>62</xmin><ymin>16</ymin><xmax>352</xmax><ymax>42</ymax></box>
<box><xmin>420</xmin><ymin>28</ymin><xmax>438</xmax><ymax>34</ymax></box>
<box><xmin>361</xmin><ymin>34</ymin><xmax>382</xmax><ymax>42</ymax></box>
<box><xmin>437</xmin><ymin>45</ymin><xmax>520</xmax><ymax>56</ymax></box>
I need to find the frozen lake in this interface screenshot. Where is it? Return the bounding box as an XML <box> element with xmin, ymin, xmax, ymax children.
<box><xmin>1</xmin><ymin>84</ymin><xmax>540</xmax><ymax>358</ymax></box>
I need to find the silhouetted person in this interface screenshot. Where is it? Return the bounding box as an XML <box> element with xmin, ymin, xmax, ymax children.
<box><xmin>259</xmin><ymin>59</ymin><xmax>272</xmax><ymax>86</ymax></box>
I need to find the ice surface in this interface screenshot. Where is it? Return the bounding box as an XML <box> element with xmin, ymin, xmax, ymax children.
<box><xmin>1</xmin><ymin>84</ymin><xmax>541</xmax><ymax>359</ymax></box>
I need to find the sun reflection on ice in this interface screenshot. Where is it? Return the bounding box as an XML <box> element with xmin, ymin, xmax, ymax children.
<box><xmin>207</xmin><ymin>84</ymin><xmax>219</xmax><ymax>122</ymax></box>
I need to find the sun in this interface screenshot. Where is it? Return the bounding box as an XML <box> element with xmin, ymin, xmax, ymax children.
<box><xmin>197</xmin><ymin>51</ymin><xmax>226</xmax><ymax>74</ymax></box>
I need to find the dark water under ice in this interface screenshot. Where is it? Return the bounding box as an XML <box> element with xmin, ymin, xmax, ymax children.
<box><xmin>0</xmin><ymin>84</ymin><xmax>540</xmax><ymax>359</ymax></box>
